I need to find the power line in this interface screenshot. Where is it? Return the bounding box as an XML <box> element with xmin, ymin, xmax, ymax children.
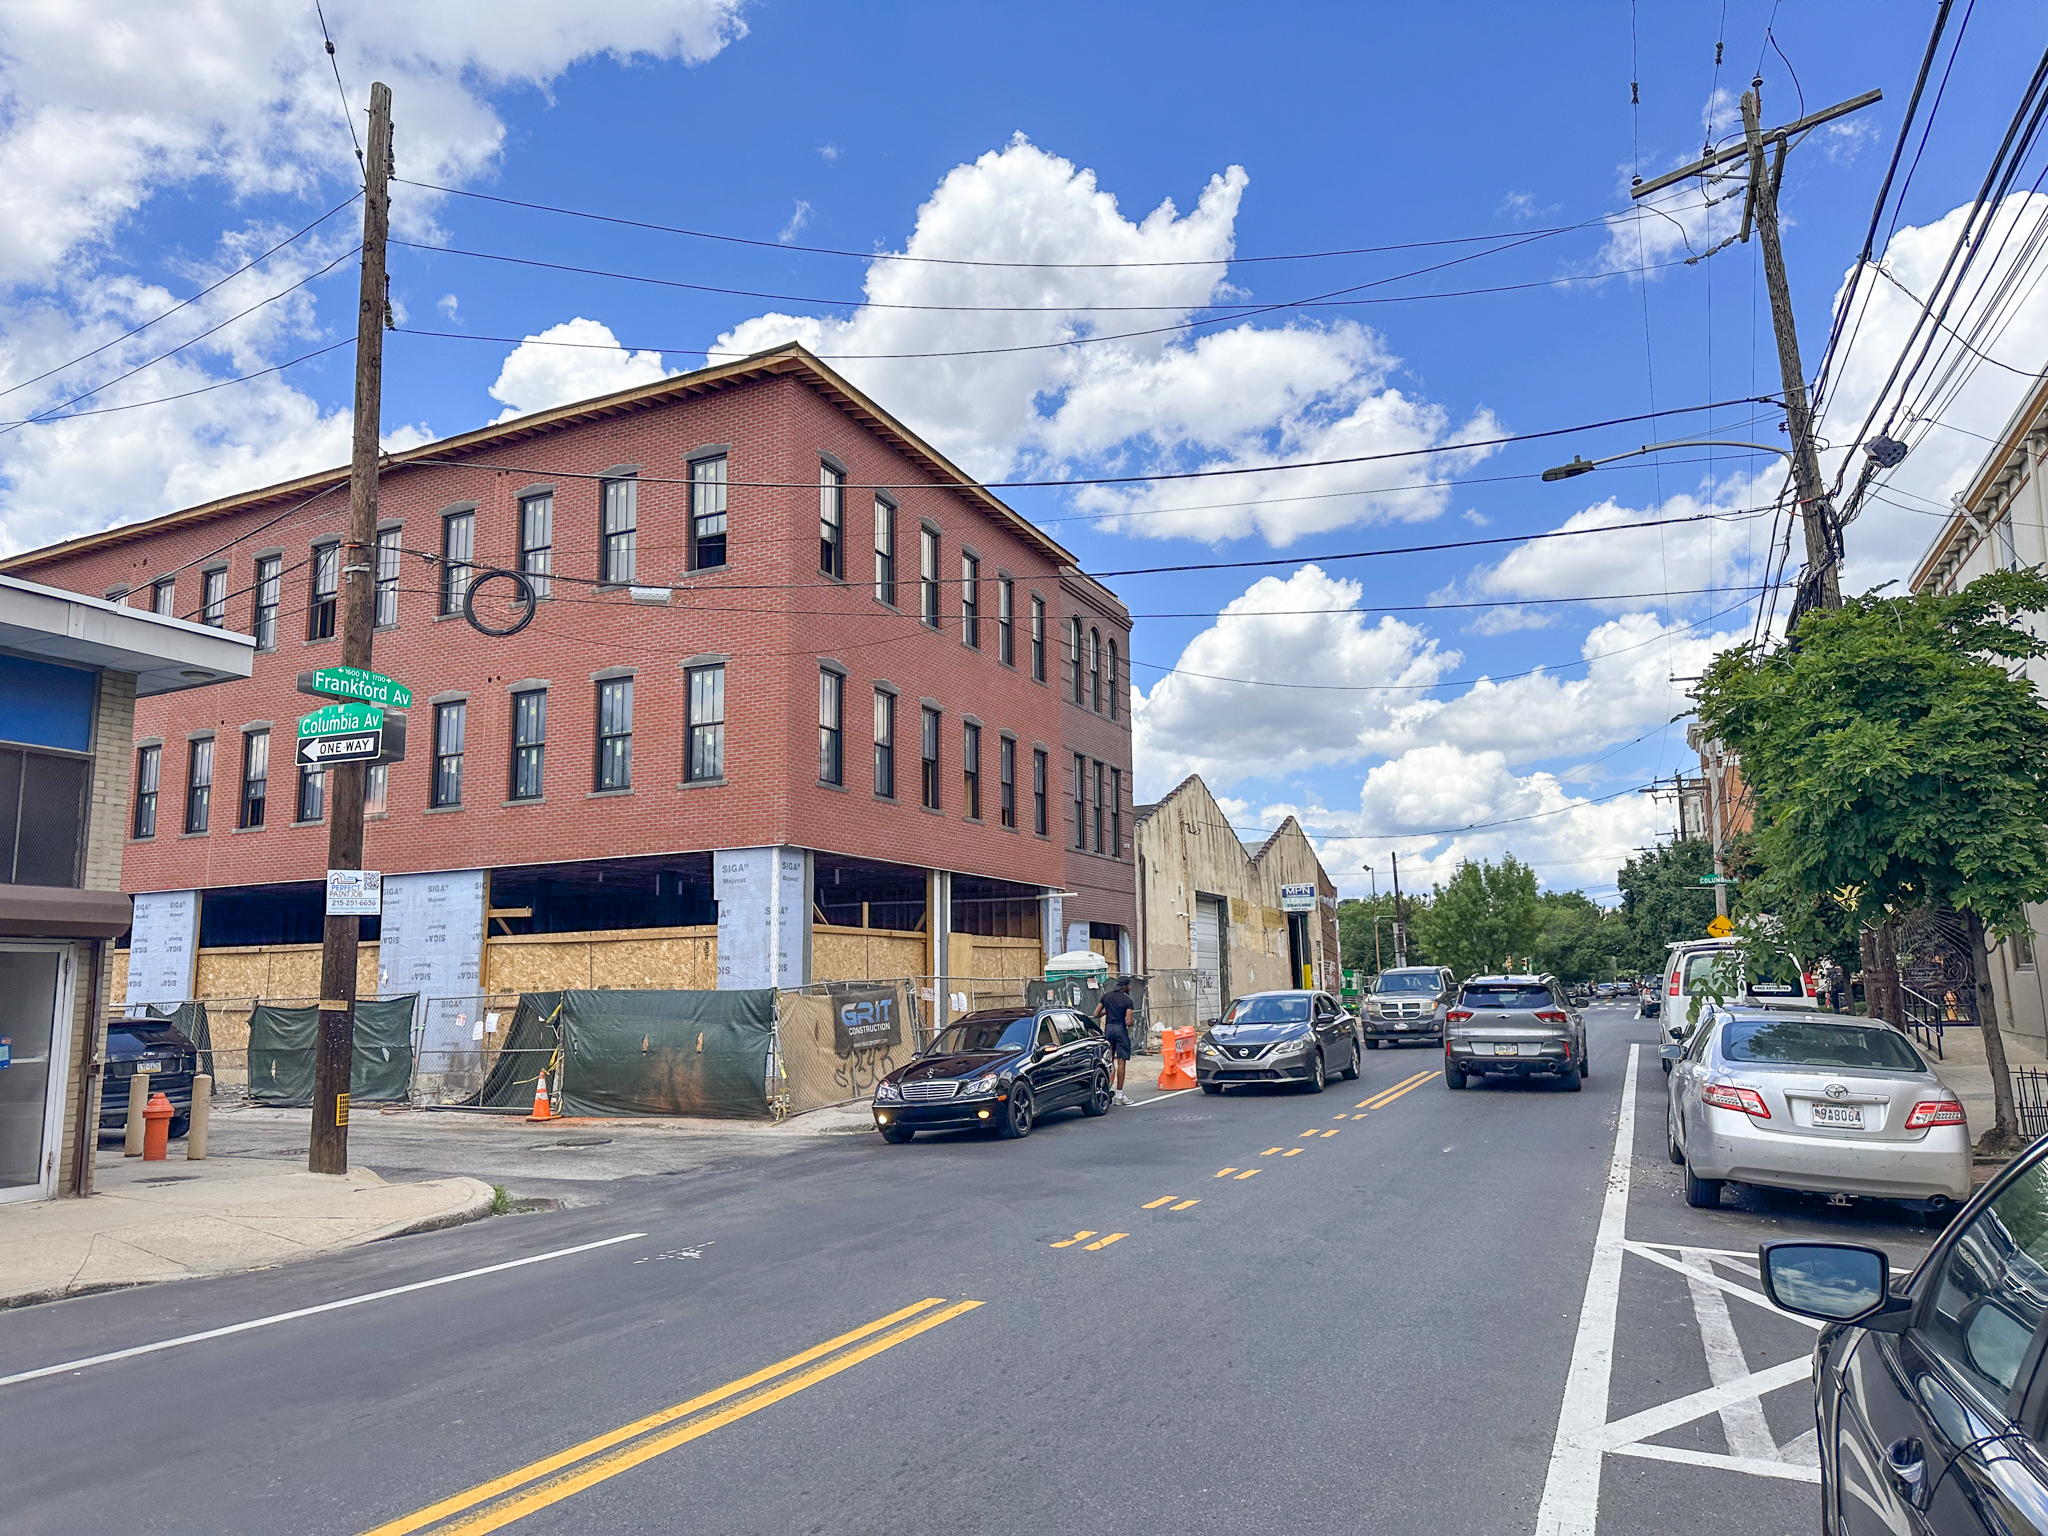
<box><xmin>394</xmin><ymin>176</ymin><xmax>1617</xmax><ymax>270</ymax></box>
<box><xmin>0</xmin><ymin>336</ymin><xmax>353</xmax><ymax>427</ymax></box>
<box><xmin>0</xmin><ymin>193</ymin><xmax>359</xmax><ymax>404</ymax></box>
<box><xmin>312</xmin><ymin>1</ymin><xmax>364</xmax><ymax>169</ymax></box>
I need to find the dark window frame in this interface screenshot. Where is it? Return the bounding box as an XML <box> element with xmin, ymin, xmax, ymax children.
<box><xmin>690</xmin><ymin>457</ymin><xmax>727</xmax><ymax>572</ymax></box>
<box><xmin>185</xmin><ymin>736</ymin><xmax>214</xmax><ymax>833</ymax></box>
<box><xmin>1073</xmin><ymin>752</ymin><xmax>1087</xmax><ymax>851</ymax></box>
<box><xmin>133</xmin><ymin>743</ymin><xmax>160</xmax><ymax>839</ymax></box>
<box><xmin>818</xmin><ymin>668</ymin><xmax>843</xmax><ymax>786</ymax></box>
<box><xmin>873</xmin><ymin>689</ymin><xmax>895</xmax><ymax>798</ymax></box>
<box><xmin>997</xmin><ymin>578</ymin><xmax>1014</xmax><ymax>665</ymax></box>
<box><xmin>296</xmin><ymin>763</ymin><xmax>324</xmax><ymax>825</ymax></box>
<box><xmin>919</xmin><ymin>526</ymin><xmax>940</xmax><ymax>628</ymax></box>
<box><xmin>1030</xmin><ymin>596</ymin><xmax>1045</xmax><ymax>682</ymax></box>
<box><xmin>374</xmin><ymin>527</ymin><xmax>402</xmax><ymax>628</ymax></box>
<box><xmin>253</xmin><ymin>555</ymin><xmax>281</xmax><ymax>650</ymax></box>
<box><xmin>510</xmin><ymin>688</ymin><xmax>546</xmax><ymax>801</ymax></box>
<box><xmin>1094</xmin><ymin>759</ymin><xmax>1106</xmax><ymax>852</ymax></box>
<box><xmin>201</xmin><ymin>567</ymin><xmax>227</xmax><ymax>627</ymax></box>
<box><xmin>921</xmin><ymin>705</ymin><xmax>941</xmax><ymax>811</ymax></box>
<box><xmin>1090</xmin><ymin>628</ymin><xmax>1103</xmax><ymax>713</ymax></box>
<box><xmin>819</xmin><ymin>462</ymin><xmax>845</xmax><ymax>579</ymax></box>
<box><xmin>601</xmin><ymin>476</ymin><xmax>638</xmax><ymax>585</ymax></box>
<box><xmin>595</xmin><ymin>677</ymin><xmax>633</xmax><ymax>792</ymax></box>
<box><xmin>151</xmin><ymin>578</ymin><xmax>176</xmax><ymax>617</ymax></box>
<box><xmin>999</xmin><ymin>736</ymin><xmax>1016</xmax><ymax>829</ymax></box>
<box><xmin>873</xmin><ymin>495</ymin><xmax>896</xmax><ymax>605</ymax></box>
<box><xmin>440</xmin><ymin>511</ymin><xmax>475</xmax><ymax>616</ymax></box>
<box><xmin>431</xmin><ymin>701</ymin><xmax>466</xmax><ymax>808</ymax></box>
<box><xmin>963</xmin><ymin>720</ymin><xmax>981</xmax><ymax>820</ymax></box>
<box><xmin>238</xmin><ymin>728</ymin><xmax>269</xmax><ymax>829</ymax></box>
<box><xmin>686</xmin><ymin>664</ymin><xmax>726</xmax><ymax>782</ymax></box>
<box><xmin>961</xmin><ymin>553</ymin><xmax>980</xmax><ymax>649</ymax></box>
<box><xmin>1069</xmin><ymin>618</ymin><xmax>1085</xmax><ymax>704</ymax></box>
<box><xmin>520</xmin><ymin>493</ymin><xmax>554</xmax><ymax>596</ymax></box>
<box><xmin>1033</xmin><ymin>748</ymin><xmax>1048</xmax><ymax>835</ymax></box>
<box><xmin>308</xmin><ymin>544</ymin><xmax>339</xmax><ymax>640</ymax></box>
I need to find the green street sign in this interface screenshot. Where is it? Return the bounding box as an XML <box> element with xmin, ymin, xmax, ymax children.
<box><xmin>297</xmin><ymin>666</ymin><xmax>412</xmax><ymax>709</ymax></box>
<box><xmin>1698</xmin><ymin>875</ymin><xmax>1737</xmax><ymax>885</ymax></box>
<box><xmin>299</xmin><ymin>702</ymin><xmax>384</xmax><ymax>738</ymax></box>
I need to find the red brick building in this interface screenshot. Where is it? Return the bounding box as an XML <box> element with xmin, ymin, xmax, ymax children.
<box><xmin>3</xmin><ymin>345</ymin><xmax>1134</xmax><ymax>1033</ymax></box>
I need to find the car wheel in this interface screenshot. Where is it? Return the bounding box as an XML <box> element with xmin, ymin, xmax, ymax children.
<box><xmin>1578</xmin><ymin>1046</ymin><xmax>1590</xmax><ymax>1081</ymax></box>
<box><xmin>997</xmin><ymin>1087</ymin><xmax>1035</xmax><ymax>1139</ymax></box>
<box><xmin>1301</xmin><ymin>1051</ymin><xmax>1326</xmax><ymax>1094</ymax></box>
<box><xmin>1081</xmin><ymin>1070</ymin><xmax>1113</xmax><ymax>1117</ymax></box>
<box><xmin>1200</xmin><ymin>1082</ymin><xmax>1224</xmax><ymax>1096</ymax></box>
<box><xmin>1557</xmin><ymin>1055</ymin><xmax>1582</xmax><ymax>1092</ymax></box>
<box><xmin>1341</xmin><ymin>1039</ymin><xmax>1362</xmax><ymax>1081</ymax></box>
<box><xmin>1365</xmin><ymin>1038</ymin><xmax>1381</xmax><ymax>1050</ymax></box>
<box><xmin>879</xmin><ymin>1124</ymin><xmax>916</xmax><ymax>1144</ymax></box>
<box><xmin>1667</xmin><ymin>1118</ymin><xmax>1685</xmax><ymax>1165</ymax></box>
<box><xmin>1683</xmin><ymin>1162</ymin><xmax>1722</xmax><ymax>1208</ymax></box>
<box><xmin>1445</xmin><ymin>1062</ymin><xmax>1467</xmax><ymax>1090</ymax></box>
<box><xmin>170</xmin><ymin>1114</ymin><xmax>191</xmax><ymax>1139</ymax></box>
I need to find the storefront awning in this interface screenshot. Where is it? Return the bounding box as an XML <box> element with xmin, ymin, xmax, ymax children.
<box><xmin>0</xmin><ymin>885</ymin><xmax>132</xmax><ymax>939</ymax></box>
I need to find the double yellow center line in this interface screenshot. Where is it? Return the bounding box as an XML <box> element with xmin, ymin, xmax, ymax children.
<box><xmin>1357</xmin><ymin>1069</ymin><xmax>1435</xmax><ymax>1111</ymax></box>
<box><xmin>363</xmin><ymin>1297</ymin><xmax>981</xmax><ymax>1535</ymax></box>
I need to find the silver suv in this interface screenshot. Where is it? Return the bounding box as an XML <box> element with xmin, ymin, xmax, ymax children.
<box><xmin>1362</xmin><ymin>965</ymin><xmax>1456</xmax><ymax>1048</ymax></box>
<box><xmin>1443</xmin><ymin>974</ymin><xmax>1588</xmax><ymax>1092</ymax></box>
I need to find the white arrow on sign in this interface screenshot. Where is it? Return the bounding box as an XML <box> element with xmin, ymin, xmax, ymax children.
<box><xmin>297</xmin><ymin>731</ymin><xmax>381</xmax><ymax>765</ymax></box>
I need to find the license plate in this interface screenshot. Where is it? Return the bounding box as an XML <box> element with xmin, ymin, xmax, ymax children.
<box><xmin>1490</xmin><ymin>1042</ymin><xmax>1521</xmax><ymax>1057</ymax></box>
<box><xmin>1812</xmin><ymin>1104</ymin><xmax>1864</xmax><ymax>1127</ymax></box>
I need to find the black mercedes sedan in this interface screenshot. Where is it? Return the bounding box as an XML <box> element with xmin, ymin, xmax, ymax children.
<box><xmin>872</xmin><ymin>1006</ymin><xmax>1113</xmax><ymax>1142</ymax></box>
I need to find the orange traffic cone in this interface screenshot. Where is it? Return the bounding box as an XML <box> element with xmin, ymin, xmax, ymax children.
<box><xmin>528</xmin><ymin>1069</ymin><xmax>553</xmax><ymax>1122</ymax></box>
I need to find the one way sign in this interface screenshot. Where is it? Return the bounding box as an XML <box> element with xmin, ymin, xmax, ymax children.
<box><xmin>299</xmin><ymin>731</ymin><xmax>380</xmax><ymax>766</ymax></box>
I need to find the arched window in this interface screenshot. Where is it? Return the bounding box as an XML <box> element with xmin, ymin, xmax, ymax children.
<box><xmin>1089</xmin><ymin>628</ymin><xmax>1102</xmax><ymax>712</ymax></box>
<box><xmin>1106</xmin><ymin>638</ymin><xmax>1119</xmax><ymax>720</ymax></box>
<box><xmin>1069</xmin><ymin>617</ymin><xmax>1085</xmax><ymax>703</ymax></box>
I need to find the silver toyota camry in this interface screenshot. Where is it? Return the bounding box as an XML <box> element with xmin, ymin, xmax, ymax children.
<box><xmin>1665</xmin><ymin>1005</ymin><xmax>1971</xmax><ymax>1216</ymax></box>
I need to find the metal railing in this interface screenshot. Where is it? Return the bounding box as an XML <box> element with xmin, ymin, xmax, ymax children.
<box><xmin>1898</xmin><ymin>984</ymin><xmax>1953</xmax><ymax>1060</ymax></box>
<box><xmin>2017</xmin><ymin>1066</ymin><xmax>2048</xmax><ymax>1143</ymax></box>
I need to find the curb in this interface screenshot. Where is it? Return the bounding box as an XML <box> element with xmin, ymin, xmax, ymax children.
<box><xmin>367</xmin><ymin>1177</ymin><xmax>499</xmax><ymax>1242</ymax></box>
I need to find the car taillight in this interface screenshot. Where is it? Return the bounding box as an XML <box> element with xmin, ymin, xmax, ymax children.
<box><xmin>1446</xmin><ymin>1008</ymin><xmax>1473</xmax><ymax>1023</ymax></box>
<box><xmin>1669</xmin><ymin>976</ymin><xmax>1680</xmax><ymax>996</ymax></box>
<box><xmin>1906</xmin><ymin>1100</ymin><xmax>1966</xmax><ymax>1129</ymax></box>
<box><xmin>1535</xmin><ymin>1009</ymin><xmax>1568</xmax><ymax>1023</ymax></box>
<box><xmin>1701</xmin><ymin>1082</ymin><xmax>1771</xmax><ymax>1118</ymax></box>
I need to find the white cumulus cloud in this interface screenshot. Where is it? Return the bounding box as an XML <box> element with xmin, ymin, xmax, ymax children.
<box><xmin>488</xmin><ymin>319</ymin><xmax>671</xmax><ymax>421</ymax></box>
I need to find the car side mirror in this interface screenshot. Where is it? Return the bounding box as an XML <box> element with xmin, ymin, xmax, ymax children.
<box><xmin>1658</xmin><ymin>1043</ymin><xmax>1684</xmax><ymax>1062</ymax></box>
<box><xmin>1759</xmin><ymin>1242</ymin><xmax>1911</xmax><ymax>1332</ymax></box>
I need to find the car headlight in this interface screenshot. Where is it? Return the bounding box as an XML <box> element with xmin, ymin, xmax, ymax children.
<box><xmin>1273</xmin><ymin>1036</ymin><xmax>1311</xmax><ymax>1057</ymax></box>
<box><xmin>963</xmin><ymin>1072</ymin><xmax>1001</xmax><ymax>1096</ymax></box>
<box><xmin>874</xmin><ymin>1081</ymin><xmax>902</xmax><ymax>1103</ymax></box>
<box><xmin>1197</xmin><ymin>1041</ymin><xmax>1220</xmax><ymax>1058</ymax></box>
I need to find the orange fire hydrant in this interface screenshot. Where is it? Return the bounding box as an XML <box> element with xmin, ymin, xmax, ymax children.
<box><xmin>142</xmin><ymin>1091</ymin><xmax>175</xmax><ymax>1161</ymax></box>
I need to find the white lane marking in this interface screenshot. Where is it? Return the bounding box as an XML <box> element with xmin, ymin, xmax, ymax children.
<box><xmin>1609</xmin><ymin>1442</ymin><xmax>1821</xmax><ymax>1485</ymax></box>
<box><xmin>1534</xmin><ymin>1042</ymin><xmax>1639</xmax><ymax>1536</ymax></box>
<box><xmin>0</xmin><ymin>1231</ymin><xmax>647</xmax><ymax>1389</ymax></box>
<box><xmin>1680</xmin><ymin>1247</ymin><xmax>1782</xmax><ymax>1463</ymax></box>
<box><xmin>1126</xmin><ymin>1089</ymin><xmax>1196</xmax><ymax>1108</ymax></box>
<box><xmin>1593</xmin><ymin>1358</ymin><xmax>1815</xmax><ymax>1451</ymax></box>
<box><xmin>1621</xmin><ymin>1243</ymin><xmax>1823</xmax><ymax>1331</ymax></box>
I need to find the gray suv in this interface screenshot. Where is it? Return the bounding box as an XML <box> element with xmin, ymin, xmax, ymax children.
<box><xmin>1362</xmin><ymin>965</ymin><xmax>1456</xmax><ymax>1048</ymax></box>
<box><xmin>1443</xmin><ymin>974</ymin><xmax>1589</xmax><ymax>1092</ymax></box>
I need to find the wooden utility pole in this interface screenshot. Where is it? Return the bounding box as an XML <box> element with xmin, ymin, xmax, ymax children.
<box><xmin>1633</xmin><ymin>81</ymin><xmax>1881</xmax><ymax>615</ymax></box>
<box><xmin>311</xmin><ymin>81</ymin><xmax>393</xmax><ymax>1176</ymax></box>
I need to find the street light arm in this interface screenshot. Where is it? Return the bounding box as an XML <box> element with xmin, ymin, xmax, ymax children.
<box><xmin>1541</xmin><ymin>440</ymin><xmax>1794</xmax><ymax>482</ymax></box>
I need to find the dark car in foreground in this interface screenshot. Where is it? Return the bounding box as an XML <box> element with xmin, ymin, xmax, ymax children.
<box><xmin>872</xmin><ymin>1006</ymin><xmax>1112</xmax><ymax>1142</ymax></box>
<box><xmin>98</xmin><ymin>1017</ymin><xmax>197</xmax><ymax>1138</ymax></box>
<box><xmin>1196</xmin><ymin>990</ymin><xmax>1361</xmax><ymax>1094</ymax></box>
<box><xmin>1760</xmin><ymin>1138</ymin><xmax>2048</xmax><ymax>1534</ymax></box>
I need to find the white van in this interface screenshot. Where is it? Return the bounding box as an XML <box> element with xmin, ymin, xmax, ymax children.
<box><xmin>1664</xmin><ymin>937</ymin><xmax>1819</xmax><ymax>1019</ymax></box>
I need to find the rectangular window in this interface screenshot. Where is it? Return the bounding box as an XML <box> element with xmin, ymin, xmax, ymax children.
<box><xmin>441</xmin><ymin>512</ymin><xmax>474</xmax><ymax>615</ymax></box>
<box><xmin>253</xmin><ymin>556</ymin><xmax>280</xmax><ymax>650</ymax></box>
<box><xmin>873</xmin><ymin>690</ymin><xmax>895</xmax><ymax>797</ymax></box>
<box><xmin>1030</xmin><ymin>596</ymin><xmax>1045</xmax><ymax>681</ymax></box>
<box><xmin>690</xmin><ymin>458</ymin><xmax>727</xmax><ymax>571</ymax></box>
<box><xmin>1073</xmin><ymin>752</ymin><xmax>1087</xmax><ymax>851</ymax></box>
<box><xmin>185</xmin><ymin>738</ymin><xmax>213</xmax><ymax>834</ymax></box>
<box><xmin>596</xmin><ymin>678</ymin><xmax>633</xmax><ymax>792</ymax></box>
<box><xmin>296</xmin><ymin>765</ymin><xmax>324</xmax><ymax>824</ymax></box>
<box><xmin>1998</xmin><ymin>516</ymin><xmax>2020</xmax><ymax>570</ymax></box>
<box><xmin>1107</xmin><ymin>639</ymin><xmax>1119</xmax><ymax>720</ymax></box>
<box><xmin>920</xmin><ymin>527</ymin><xmax>939</xmax><ymax>628</ymax></box>
<box><xmin>601</xmin><ymin>477</ymin><xmax>637</xmax><ymax>584</ymax></box>
<box><xmin>238</xmin><ymin>729</ymin><xmax>269</xmax><ymax>829</ymax></box>
<box><xmin>309</xmin><ymin>545</ymin><xmax>338</xmax><ymax>639</ymax></box>
<box><xmin>999</xmin><ymin>737</ymin><xmax>1016</xmax><ymax>829</ymax></box>
<box><xmin>1070</xmin><ymin>619</ymin><xmax>1086</xmax><ymax>703</ymax></box>
<box><xmin>1033</xmin><ymin>748</ymin><xmax>1048</xmax><ymax>835</ymax></box>
<box><xmin>201</xmin><ymin>568</ymin><xmax>227</xmax><ymax>626</ymax></box>
<box><xmin>961</xmin><ymin>554</ymin><xmax>980</xmax><ymax>648</ymax></box>
<box><xmin>686</xmin><ymin>665</ymin><xmax>725</xmax><ymax>781</ymax></box>
<box><xmin>374</xmin><ymin>528</ymin><xmax>401</xmax><ymax>627</ymax></box>
<box><xmin>819</xmin><ymin>463</ymin><xmax>845</xmax><ymax>578</ymax></box>
<box><xmin>133</xmin><ymin>744</ymin><xmax>159</xmax><ymax>838</ymax></box>
<box><xmin>998</xmin><ymin>578</ymin><xmax>1014</xmax><ymax>665</ymax></box>
<box><xmin>520</xmin><ymin>493</ymin><xmax>554</xmax><ymax>596</ymax></box>
<box><xmin>1090</xmin><ymin>629</ymin><xmax>1102</xmax><ymax>712</ymax></box>
<box><xmin>364</xmin><ymin>762</ymin><xmax>387</xmax><ymax>816</ymax></box>
<box><xmin>1094</xmin><ymin>759</ymin><xmax>1106</xmax><ymax>853</ymax></box>
<box><xmin>873</xmin><ymin>497</ymin><xmax>895</xmax><ymax>605</ymax></box>
<box><xmin>818</xmin><ymin>669</ymin><xmax>843</xmax><ymax>786</ymax></box>
<box><xmin>963</xmin><ymin>721</ymin><xmax>981</xmax><ymax>819</ymax></box>
<box><xmin>921</xmin><ymin>706</ymin><xmax>941</xmax><ymax>811</ymax></box>
<box><xmin>432</xmin><ymin>701</ymin><xmax>466</xmax><ymax>808</ymax></box>
<box><xmin>151</xmin><ymin>578</ymin><xmax>176</xmax><ymax>617</ymax></box>
<box><xmin>1110</xmin><ymin>767</ymin><xmax>1122</xmax><ymax>856</ymax></box>
<box><xmin>510</xmin><ymin>689</ymin><xmax>546</xmax><ymax>801</ymax></box>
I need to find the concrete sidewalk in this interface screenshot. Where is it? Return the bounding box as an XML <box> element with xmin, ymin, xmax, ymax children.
<box><xmin>0</xmin><ymin>1151</ymin><xmax>495</xmax><ymax>1309</ymax></box>
<box><xmin>1921</xmin><ymin>1014</ymin><xmax>2048</xmax><ymax>1152</ymax></box>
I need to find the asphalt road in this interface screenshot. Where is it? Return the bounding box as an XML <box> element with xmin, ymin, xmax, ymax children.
<box><xmin>0</xmin><ymin>1004</ymin><xmax>1945</xmax><ymax>1535</ymax></box>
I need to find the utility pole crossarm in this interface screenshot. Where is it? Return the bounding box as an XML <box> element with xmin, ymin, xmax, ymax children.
<box><xmin>1630</xmin><ymin>88</ymin><xmax>1883</xmax><ymax>200</ymax></box>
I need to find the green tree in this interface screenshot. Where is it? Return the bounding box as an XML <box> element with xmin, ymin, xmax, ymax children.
<box><xmin>1412</xmin><ymin>854</ymin><xmax>1541</xmax><ymax>981</ymax></box>
<box><xmin>1616</xmin><ymin>838</ymin><xmax>1718</xmax><ymax>974</ymax></box>
<box><xmin>1694</xmin><ymin>569</ymin><xmax>2048</xmax><ymax>1153</ymax></box>
<box><xmin>1337</xmin><ymin>892</ymin><xmax>1430</xmax><ymax>977</ymax></box>
<box><xmin>1535</xmin><ymin>890</ymin><xmax>1626</xmax><ymax>982</ymax></box>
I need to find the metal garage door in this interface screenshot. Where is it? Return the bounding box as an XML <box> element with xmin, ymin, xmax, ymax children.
<box><xmin>1193</xmin><ymin>895</ymin><xmax>1224</xmax><ymax>1022</ymax></box>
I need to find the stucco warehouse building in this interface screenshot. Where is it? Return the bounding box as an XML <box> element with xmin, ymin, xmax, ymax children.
<box><xmin>1</xmin><ymin>344</ymin><xmax>1135</xmax><ymax>1066</ymax></box>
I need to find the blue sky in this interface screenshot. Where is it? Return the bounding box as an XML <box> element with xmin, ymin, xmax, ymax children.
<box><xmin>2</xmin><ymin>1</ymin><xmax>2044</xmax><ymax>901</ymax></box>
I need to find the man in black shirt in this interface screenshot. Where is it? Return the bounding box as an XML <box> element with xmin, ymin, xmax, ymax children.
<box><xmin>1095</xmin><ymin>980</ymin><xmax>1135</xmax><ymax>1105</ymax></box>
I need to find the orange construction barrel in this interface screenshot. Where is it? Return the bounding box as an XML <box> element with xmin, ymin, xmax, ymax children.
<box><xmin>1158</xmin><ymin>1027</ymin><xmax>1198</xmax><ymax>1091</ymax></box>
